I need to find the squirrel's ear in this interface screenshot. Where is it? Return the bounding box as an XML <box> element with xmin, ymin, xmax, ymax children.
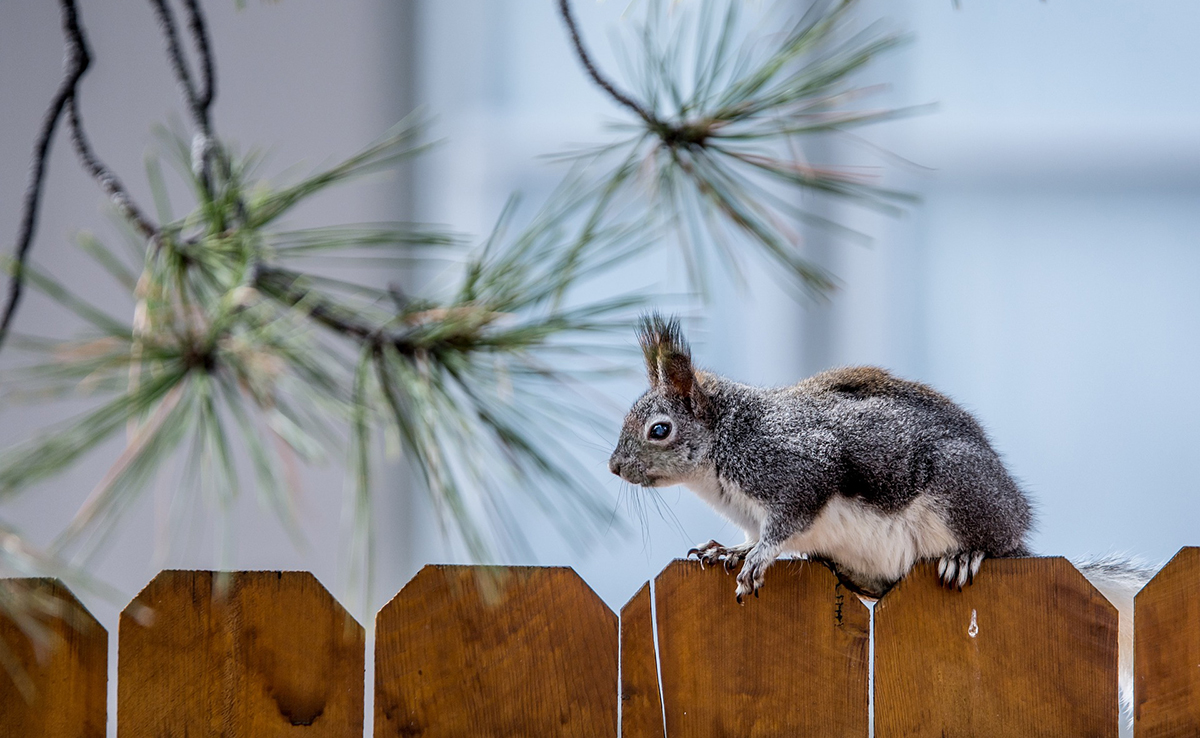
<box><xmin>638</xmin><ymin>313</ymin><xmax>711</xmax><ymax>419</ymax></box>
<box><xmin>639</xmin><ymin>312</ymin><xmax>681</xmax><ymax>388</ymax></box>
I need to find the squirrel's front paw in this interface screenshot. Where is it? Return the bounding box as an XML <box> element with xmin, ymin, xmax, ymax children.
<box><xmin>687</xmin><ymin>539</ymin><xmax>724</xmax><ymax>569</ymax></box>
<box><xmin>687</xmin><ymin>540</ymin><xmax>753</xmax><ymax>571</ymax></box>
<box><xmin>937</xmin><ymin>551</ymin><xmax>986</xmax><ymax>590</ymax></box>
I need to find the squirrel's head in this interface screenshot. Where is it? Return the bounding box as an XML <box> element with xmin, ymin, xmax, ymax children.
<box><xmin>609</xmin><ymin>314</ymin><xmax>714</xmax><ymax>487</ymax></box>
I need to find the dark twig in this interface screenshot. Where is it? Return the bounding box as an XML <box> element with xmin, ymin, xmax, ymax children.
<box><xmin>255</xmin><ymin>265</ymin><xmax>379</xmax><ymax>343</ymax></box>
<box><xmin>0</xmin><ymin>0</ymin><xmax>157</xmax><ymax>354</ymax></box>
<box><xmin>180</xmin><ymin>0</ymin><xmax>222</xmax><ymax>202</ymax></box>
<box><xmin>556</xmin><ymin>0</ymin><xmax>658</xmax><ymax>127</ymax></box>
<box><xmin>0</xmin><ymin>2</ymin><xmax>88</xmax><ymax>353</ymax></box>
<box><xmin>181</xmin><ymin>0</ymin><xmax>215</xmax><ymax>114</ymax></box>
<box><xmin>66</xmin><ymin>98</ymin><xmax>158</xmax><ymax>239</ymax></box>
<box><xmin>147</xmin><ymin>0</ymin><xmax>202</xmax><ymax>129</ymax></box>
<box><xmin>148</xmin><ymin>0</ymin><xmax>218</xmax><ymax>193</ymax></box>
<box><xmin>255</xmin><ymin>266</ymin><xmax>446</xmax><ymax>358</ymax></box>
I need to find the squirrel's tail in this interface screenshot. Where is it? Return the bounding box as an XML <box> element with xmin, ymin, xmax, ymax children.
<box><xmin>1073</xmin><ymin>555</ymin><xmax>1158</xmax><ymax>721</ymax></box>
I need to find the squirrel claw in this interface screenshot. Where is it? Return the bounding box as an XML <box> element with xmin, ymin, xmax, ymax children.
<box><xmin>937</xmin><ymin>551</ymin><xmax>986</xmax><ymax>590</ymax></box>
<box><xmin>688</xmin><ymin>539</ymin><xmax>753</xmax><ymax>576</ymax></box>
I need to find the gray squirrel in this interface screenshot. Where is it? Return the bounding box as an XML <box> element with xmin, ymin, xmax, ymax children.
<box><xmin>608</xmin><ymin>313</ymin><xmax>1153</xmax><ymax>714</ymax></box>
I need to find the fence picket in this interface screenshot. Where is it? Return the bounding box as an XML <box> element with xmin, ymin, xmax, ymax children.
<box><xmin>875</xmin><ymin>557</ymin><xmax>1117</xmax><ymax>737</ymax></box>
<box><xmin>652</xmin><ymin>559</ymin><xmax>870</xmax><ymax>737</ymax></box>
<box><xmin>117</xmin><ymin>570</ymin><xmax>364</xmax><ymax>737</ymax></box>
<box><xmin>1135</xmin><ymin>546</ymin><xmax>1200</xmax><ymax>736</ymax></box>
<box><xmin>0</xmin><ymin>578</ymin><xmax>106</xmax><ymax>738</ymax></box>
<box><xmin>374</xmin><ymin>565</ymin><xmax>617</xmax><ymax>738</ymax></box>
<box><xmin>619</xmin><ymin>581</ymin><xmax>664</xmax><ymax>738</ymax></box>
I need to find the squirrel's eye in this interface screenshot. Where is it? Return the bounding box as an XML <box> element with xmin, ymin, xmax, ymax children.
<box><xmin>648</xmin><ymin>422</ymin><xmax>671</xmax><ymax>440</ymax></box>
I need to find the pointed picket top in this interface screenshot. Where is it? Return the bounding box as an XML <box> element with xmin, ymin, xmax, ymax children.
<box><xmin>118</xmin><ymin>570</ymin><xmax>364</xmax><ymax>737</ymax></box>
<box><xmin>1135</xmin><ymin>546</ymin><xmax>1200</xmax><ymax>735</ymax></box>
<box><xmin>0</xmin><ymin>578</ymin><xmax>107</xmax><ymax>738</ymax></box>
<box><xmin>875</xmin><ymin>556</ymin><xmax>1118</xmax><ymax>738</ymax></box>
<box><xmin>374</xmin><ymin>565</ymin><xmax>617</xmax><ymax>738</ymax></box>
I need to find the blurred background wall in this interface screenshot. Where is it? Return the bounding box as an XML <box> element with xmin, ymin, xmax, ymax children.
<box><xmin>2</xmin><ymin>1</ymin><xmax>1198</xmax><ymax>735</ymax></box>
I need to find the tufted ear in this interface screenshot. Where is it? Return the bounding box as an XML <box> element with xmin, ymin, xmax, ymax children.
<box><xmin>637</xmin><ymin>313</ymin><xmax>710</xmax><ymax>418</ymax></box>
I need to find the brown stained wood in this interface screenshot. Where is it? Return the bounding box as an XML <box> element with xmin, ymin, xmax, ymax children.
<box><xmin>1135</xmin><ymin>546</ymin><xmax>1200</xmax><ymax>736</ymax></box>
<box><xmin>875</xmin><ymin>557</ymin><xmax>1118</xmax><ymax>738</ymax></box>
<box><xmin>0</xmin><ymin>578</ymin><xmax>107</xmax><ymax>738</ymax></box>
<box><xmin>374</xmin><ymin>565</ymin><xmax>617</xmax><ymax>738</ymax></box>
<box><xmin>653</xmin><ymin>559</ymin><xmax>870</xmax><ymax>738</ymax></box>
<box><xmin>620</xmin><ymin>582</ymin><xmax>665</xmax><ymax>738</ymax></box>
<box><xmin>118</xmin><ymin>570</ymin><xmax>364</xmax><ymax>737</ymax></box>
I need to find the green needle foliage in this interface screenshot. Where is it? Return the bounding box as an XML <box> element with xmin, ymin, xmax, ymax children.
<box><xmin>566</xmin><ymin>0</ymin><xmax>916</xmax><ymax>296</ymax></box>
<box><xmin>0</xmin><ymin>118</ymin><xmax>643</xmax><ymax>609</ymax></box>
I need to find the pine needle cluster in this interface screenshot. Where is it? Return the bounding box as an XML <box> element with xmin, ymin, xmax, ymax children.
<box><xmin>1</xmin><ymin>120</ymin><xmax>645</xmax><ymax>603</ymax></box>
<box><xmin>562</xmin><ymin>0</ymin><xmax>914</xmax><ymax>295</ymax></box>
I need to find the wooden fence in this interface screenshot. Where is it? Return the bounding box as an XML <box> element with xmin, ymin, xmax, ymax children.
<box><xmin>1</xmin><ymin>549</ymin><xmax>1197</xmax><ymax>737</ymax></box>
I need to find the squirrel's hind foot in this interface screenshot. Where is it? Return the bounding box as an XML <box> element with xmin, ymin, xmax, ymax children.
<box><xmin>937</xmin><ymin>551</ymin><xmax>986</xmax><ymax>590</ymax></box>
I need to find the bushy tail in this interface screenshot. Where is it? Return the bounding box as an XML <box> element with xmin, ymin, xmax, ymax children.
<box><xmin>1073</xmin><ymin>555</ymin><xmax>1158</xmax><ymax>721</ymax></box>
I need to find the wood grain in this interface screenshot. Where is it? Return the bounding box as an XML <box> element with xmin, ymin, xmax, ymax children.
<box><xmin>118</xmin><ymin>570</ymin><xmax>364</xmax><ymax>737</ymax></box>
<box><xmin>374</xmin><ymin>565</ymin><xmax>617</xmax><ymax>738</ymax></box>
<box><xmin>653</xmin><ymin>559</ymin><xmax>870</xmax><ymax>738</ymax></box>
<box><xmin>0</xmin><ymin>578</ymin><xmax>107</xmax><ymax>738</ymax></box>
<box><xmin>1135</xmin><ymin>546</ymin><xmax>1200</xmax><ymax>736</ymax></box>
<box><xmin>875</xmin><ymin>557</ymin><xmax>1118</xmax><ymax>738</ymax></box>
<box><xmin>620</xmin><ymin>581</ymin><xmax>665</xmax><ymax>738</ymax></box>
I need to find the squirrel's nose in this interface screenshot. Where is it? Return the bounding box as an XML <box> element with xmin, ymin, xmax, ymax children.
<box><xmin>608</xmin><ymin>456</ymin><xmax>623</xmax><ymax>477</ymax></box>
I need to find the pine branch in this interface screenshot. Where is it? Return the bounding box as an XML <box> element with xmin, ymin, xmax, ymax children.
<box><xmin>559</xmin><ymin>0</ymin><xmax>916</xmax><ymax>298</ymax></box>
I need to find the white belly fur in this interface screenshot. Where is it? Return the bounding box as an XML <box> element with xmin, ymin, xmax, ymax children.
<box><xmin>680</xmin><ymin>470</ymin><xmax>960</xmax><ymax>584</ymax></box>
<box><xmin>785</xmin><ymin>495</ymin><xmax>960</xmax><ymax>584</ymax></box>
<box><xmin>681</xmin><ymin>471</ymin><xmax>767</xmax><ymax>541</ymax></box>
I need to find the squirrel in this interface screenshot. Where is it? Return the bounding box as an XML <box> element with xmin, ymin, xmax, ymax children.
<box><xmin>608</xmin><ymin>313</ymin><xmax>1153</xmax><ymax>714</ymax></box>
